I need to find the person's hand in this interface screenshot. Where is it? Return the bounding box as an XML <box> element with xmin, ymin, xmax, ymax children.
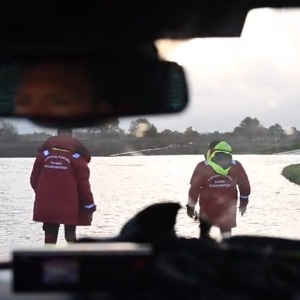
<box><xmin>87</xmin><ymin>213</ymin><xmax>93</xmax><ymax>223</ymax></box>
<box><xmin>186</xmin><ymin>205</ymin><xmax>195</xmax><ymax>219</ymax></box>
<box><xmin>193</xmin><ymin>211</ymin><xmax>199</xmax><ymax>221</ymax></box>
<box><xmin>239</xmin><ymin>205</ymin><xmax>247</xmax><ymax>216</ymax></box>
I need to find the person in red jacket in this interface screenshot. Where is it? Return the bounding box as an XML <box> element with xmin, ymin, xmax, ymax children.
<box><xmin>186</xmin><ymin>140</ymin><xmax>251</xmax><ymax>239</ymax></box>
<box><xmin>30</xmin><ymin>128</ymin><xmax>96</xmax><ymax>244</ymax></box>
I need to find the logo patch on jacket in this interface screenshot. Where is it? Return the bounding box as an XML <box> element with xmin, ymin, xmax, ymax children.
<box><xmin>72</xmin><ymin>153</ymin><xmax>81</xmax><ymax>159</ymax></box>
<box><xmin>208</xmin><ymin>175</ymin><xmax>233</xmax><ymax>188</ymax></box>
<box><xmin>43</xmin><ymin>150</ymin><xmax>49</xmax><ymax>156</ymax></box>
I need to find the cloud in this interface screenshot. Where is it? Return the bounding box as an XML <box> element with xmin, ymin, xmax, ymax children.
<box><xmin>145</xmin><ymin>7</ymin><xmax>300</xmax><ymax>133</ymax></box>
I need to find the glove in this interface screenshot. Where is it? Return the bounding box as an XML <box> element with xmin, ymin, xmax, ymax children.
<box><xmin>239</xmin><ymin>205</ymin><xmax>247</xmax><ymax>216</ymax></box>
<box><xmin>239</xmin><ymin>196</ymin><xmax>248</xmax><ymax>216</ymax></box>
<box><xmin>87</xmin><ymin>213</ymin><xmax>93</xmax><ymax>223</ymax></box>
<box><xmin>186</xmin><ymin>205</ymin><xmax>195</xmax><ymax>219</ymax></box>
<box><xmin>193</xmin><ymin>211</ymin><xmax>199</xmax><ymax>221</ymax></box>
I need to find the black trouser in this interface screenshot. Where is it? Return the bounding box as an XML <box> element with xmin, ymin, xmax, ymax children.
<box><xmin>199</xmin><ymin>218</ymin><xmax>212</xmax><ymax>239</ymax></box>
<box><xmin>199</xmin><ymin>219</ymin><xmax>232</xmax><ymax>239</ymax></box>
<box><xmin>42</xmin><ymin>223</ymin><xmax>76</xmax><ymax>244</ymax></box>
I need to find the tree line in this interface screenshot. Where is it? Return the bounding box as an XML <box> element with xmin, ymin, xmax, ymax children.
<box><xmin>0</xmin><ymin>117</ymin><xmax>298</xmax><ymax>156</ymax></box>
<box><xmin>73</xmin><ymin>116</ymin><xmax>300</xmax><ymax>140</ymax></box>
<box><xmin>0</xmin><ymin>116</ymin><xmax>298</xmax><ymax>141</ymax></box>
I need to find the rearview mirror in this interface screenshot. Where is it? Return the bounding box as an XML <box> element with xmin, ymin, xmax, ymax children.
<box><xmin>0</xmin><ymin>53</ymin><xmax>188</xmax><ymax>128</ymax></box>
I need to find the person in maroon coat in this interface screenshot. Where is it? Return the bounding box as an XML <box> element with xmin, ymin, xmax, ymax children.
<box><xmin>30</xmin><ymin>128</ymin><xmax>96</xmax><ymax>244</ymax></box>
<box><xmin>186</xmin><ymin>140</ymin><xmax>251</xmax><ymax>239</ymax></box>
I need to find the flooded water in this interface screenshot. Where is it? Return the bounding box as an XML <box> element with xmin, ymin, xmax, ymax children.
<box><xmin>0</xmin><ymin>154</ymin><xmax>300</xmax><ymax>258</ymax></box>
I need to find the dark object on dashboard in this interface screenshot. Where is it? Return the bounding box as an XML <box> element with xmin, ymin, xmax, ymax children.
<box><xmin>117</xmin><ymin>202</ymin><xmax>181</xmax><ymax>243</ymax></box>
<box><xmin>13</xmin><ymin>243</ymin><xmax>152</xmax><ymax>294</ymax></box>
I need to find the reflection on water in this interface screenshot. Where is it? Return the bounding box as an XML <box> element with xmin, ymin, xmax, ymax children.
<box><xmin>0</xmin><ymin>155</ymin><xmax>300</xmax><ymax>257</ymax></box>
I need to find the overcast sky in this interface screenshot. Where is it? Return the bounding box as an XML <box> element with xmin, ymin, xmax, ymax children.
<box><xmin>13</xmin><ymin>7</ymin><xmax>300</xmax><ymax>134</ymax></box>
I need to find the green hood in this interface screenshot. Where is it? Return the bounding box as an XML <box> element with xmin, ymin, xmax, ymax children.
<box><xmin>206</xmin><ymin>141</ymin><xmax>232</xmax><ymax>175</ymax></box>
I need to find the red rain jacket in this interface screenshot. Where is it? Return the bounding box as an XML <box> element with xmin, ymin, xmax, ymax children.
<box><xmin>31</xmin><ymin>137</ymin><xmax>95</xmax><ymax>226</ymax></box>
<box><xmin>188</xmin><ymin>159</ymin><xmax>251</xmax><ymax>230</ymax></box>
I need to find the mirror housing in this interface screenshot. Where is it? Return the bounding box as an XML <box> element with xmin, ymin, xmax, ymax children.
<box><xmin>0</xmin><ymin>51</ymin><xmax>189</xmax><ymax>128</ymax></box>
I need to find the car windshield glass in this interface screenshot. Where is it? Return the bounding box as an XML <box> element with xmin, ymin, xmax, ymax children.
<box><xmin>1</xmin><ymin>8</ymin><xmax>300</xmax><ymax>258</ymax></box>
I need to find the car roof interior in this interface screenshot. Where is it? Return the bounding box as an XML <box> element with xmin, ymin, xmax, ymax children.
<box><xmin>0</xmin><ymin>0</ymin><xmax>299</xmax><ymax>55</ymax></box>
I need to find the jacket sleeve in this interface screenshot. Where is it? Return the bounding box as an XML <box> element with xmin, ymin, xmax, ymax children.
<box><xmin>73</xmin><ymin>157</ymin><xmax>95</xmax><ymax>207</ymax></box>
<box><xmin>188</xmin><ymin>163</ymin><xmax>203</xmax><ymax>207</ymax></box>
<box><xmin>236</xmin><ymin>161</ymin><xmax>251</xmax><ymax>206</ymax></box>
<box><xmin>30</xmin><ymin>155</ymin><xmax>43</xmax><ymax>191</ymax></box>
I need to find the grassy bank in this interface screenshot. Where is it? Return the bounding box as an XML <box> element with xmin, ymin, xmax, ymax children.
<box><xmin>282</xmin><ymin>164</ymin><xmax>300</xmax><ymax>185</ymax></box>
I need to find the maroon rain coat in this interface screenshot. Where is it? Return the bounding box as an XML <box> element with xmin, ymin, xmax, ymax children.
<box><xmin>31</xmin><ymin>138</ymin><xmax>95</xmax><ymax>226</ymax></box>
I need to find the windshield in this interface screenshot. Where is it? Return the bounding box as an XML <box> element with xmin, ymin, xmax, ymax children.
<box><xmin>1</xmin><ymin>7</ymin><xmax>300</xmax><ymax>258</ymax></box>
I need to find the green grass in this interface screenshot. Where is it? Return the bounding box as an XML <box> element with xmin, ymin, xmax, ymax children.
<box><xmin>282</xmin><ymin>164</ymin><xmax>300</xmax><ymax>185</ymax></box>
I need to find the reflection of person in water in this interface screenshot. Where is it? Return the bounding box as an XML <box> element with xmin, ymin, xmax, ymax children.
<box><xmin>14</xmin><ymin>61</ymin><xmax>113</xmax><ymax>117</ymax></box>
